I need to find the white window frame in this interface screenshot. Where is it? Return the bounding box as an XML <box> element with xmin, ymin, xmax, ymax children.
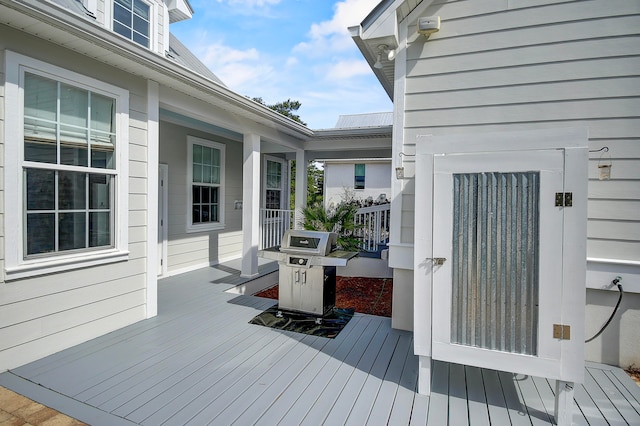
<box><xmin>354</xmin><ymin>163</ymin><xmax>366</xmax><ymax>190</ymax></box>
<box><xmin>3</xmin><ymin>51</ymin><xmax>130</xmax><ymax>281</ymax></box>
<box><xmin>263</xmin><ymin>155</ymin><xmax>286</xmax><ymax>210</ymax></box>
<box><xmin>186</xmin><ymin>136</ymin><xmax>225</xmax><ymax>233</ymax></box>
<box><xmin>108</xmin><ymin>0</ymin><xmax>155</xmax><ymax>50</ymax></box>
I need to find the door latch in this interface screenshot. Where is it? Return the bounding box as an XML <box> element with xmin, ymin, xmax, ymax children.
<box><xmin>428</xmin><ymin>257</ymin><xmax>447</xmax><ymax>266</ymax></box>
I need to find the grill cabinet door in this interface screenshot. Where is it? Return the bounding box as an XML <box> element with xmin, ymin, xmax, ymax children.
<box><xmin>431</xmin><ymin>150</ymin><xmax>567</xmax><ymax>379</ymax></box>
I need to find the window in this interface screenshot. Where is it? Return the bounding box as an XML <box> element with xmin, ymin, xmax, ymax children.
<box><xmin>24</xmin><ymin>73</ymin><xmax>116</xmax><ymax>256</ymax></box>
<box><xmin>265</xmin><ymin>158</ymin><xmax>284</xmax><ymax>210</ymax></box>
<box><xmin>187</xmin><ymin>137</ymin><xmax>225</xmax><ymax>232</ymax></box>
<box><xmin>354</xmin><ymin>163</ymin><xmax>366</xmax><ymax>189</ymax></box>
<box><xmin>113</xmin><ymin>0</ymin><xmax>150</xmax><ymax>48</ymax></box>
<box><xmin>4</xmin><ymin>51</ymin><xmax>129</xmax><ymax>280</ymax></box>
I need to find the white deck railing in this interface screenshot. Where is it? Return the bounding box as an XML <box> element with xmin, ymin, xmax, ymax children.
<box><xmin>354</xmin><ymin>203</ymin><xmax>390</xmax><ymax>252</ymax></box>
<box><xmin>259</xmin><ymin>208</ymin><xmax>294</xmax><ymax>249</ymax></box>
<box><xmin>260</xmin><ymin>203</ymin><xmax>390</xmax><ymax>252</ymax></box>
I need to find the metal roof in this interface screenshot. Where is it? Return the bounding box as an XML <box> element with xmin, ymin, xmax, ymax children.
<box><xmin>167</xmin><ymin>33</ymin><xmax>226</xmax><ymax>87</ymax></box>
<box><xmin>334</xmin><ymin>112</ymin><xmax>393</xmax><ymax>129</ymax></box>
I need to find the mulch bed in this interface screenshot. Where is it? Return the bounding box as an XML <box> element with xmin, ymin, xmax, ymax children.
<box><xmin>254</xmin><ymin>276</ymin><xmax>393</xmax><ymax>318</ymax></box>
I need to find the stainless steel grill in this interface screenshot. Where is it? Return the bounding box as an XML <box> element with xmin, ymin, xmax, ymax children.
<box><xmin>259</xmin><ymin>230</ymin><xmax>358</xmax><ymax>318</ymax></box>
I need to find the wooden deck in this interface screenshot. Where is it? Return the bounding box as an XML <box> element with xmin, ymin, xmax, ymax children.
<box><xmin>1</xmin><ymin>261</ymin><xmax>639</xmax><ymax>425</ymax></box>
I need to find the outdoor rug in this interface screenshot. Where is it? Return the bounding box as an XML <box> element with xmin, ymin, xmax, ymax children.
<box><xmin>249</xmin><ymin>305</ymin><xmax>355</xmax><ymax>339</ymax></box>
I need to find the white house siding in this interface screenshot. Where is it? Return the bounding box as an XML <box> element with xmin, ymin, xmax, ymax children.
<box><xmin>394</xmin><ymin>0</ymin><xmax>639</xmax><ymax>365</ymax></box>
<box><xmin>0</xmin><ymin>28</ymin><xmax>149</xmax><ymax>370</ymax></box>
<box><xmin>323</xmin><ymin>161</ymin><xmax>392</xmax><ymax>208</ymax></box>
<box><xmin>159</xmin><ymin>121</ymin><xmax>244</xmax><ymax>275</ymax></box>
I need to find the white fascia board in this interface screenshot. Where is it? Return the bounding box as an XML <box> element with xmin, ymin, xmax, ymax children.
<box><xmin>361</xmin><ymin>7</ymin><xmax>399</xmax><ymax>48</ymax></box>
<box><xmin>167</xmin><ymin>0</ymin><xmax>193</xmax><ymax>23</ymax></box>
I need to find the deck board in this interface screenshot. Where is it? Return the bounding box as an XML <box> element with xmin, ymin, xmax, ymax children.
<box><xmin>482</xmin><ymin>368</ymin><xmax>512</xmax><ymax>425</ymax></box>
<box><xmin>1</xmin><ymin>262</ymin><xmax>639</xmax><ymax>426</ymax></box>
<box><xmin>588</xmin><ymin>367</ymin><xmax>640</xmax><ymax>425</ymax></box>
<box><xmin>448</xmin><ymin>363</ymin><xmax>469</xmax><ymax>426</ymax></box>
<box><xmin>466</xmin><ymin>366</ymin><xmax>490</xmax><ymax>426</ymax></box>
<box><xmin>426</xmin><ymin>360</ymin><xmax>449</xmax><ymax>425</ymax></box>
<box><xmin>366</xmin><ymin>333</ymin><xmax>413</xmax><ymax>425</ymax></box>
<box><xmin>344</xmin><ymin>332</ymin><xmax>401</xmax><ymax>425</ymax></box>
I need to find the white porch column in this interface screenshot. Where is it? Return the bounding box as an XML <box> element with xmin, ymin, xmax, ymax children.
<box><xmin>294</xmin><ymin>149</ymin><xmax>307</xmax><ymax>229</ymax></box>
<box><xmin>145</xmin><ymin>80</ymin><xmax>159</xmax><ymax>318</ymax></box>
<box><xmin>242</xmin><ymin>133</ymin><xmax>260</xmax><ymax>278</ymax></box>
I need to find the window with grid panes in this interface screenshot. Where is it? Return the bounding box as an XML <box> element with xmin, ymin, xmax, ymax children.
<box><xmin>23</xmin><ymin>72</ymin><xmax>116</xmax><ymax>256</ymax></box>
<box><xmin>265</xmin><ymin>159</ymin><xmax>283</xmax><ymax>209</ymax></box>
<box><xmin>188</xmin><ymin>137</ymin><xmax>225</xmax><ymax>231</ymax></box>
<box><xmin>113</xmin><ymin>0</ymin><xmax>150</xmax><ymax>48</ymax></box>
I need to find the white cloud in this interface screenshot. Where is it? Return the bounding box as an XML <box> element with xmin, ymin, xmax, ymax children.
<box><xmin>293</xmin><ymin>0</ymin><xmax>380</xmax><ymax>56</ymax></box>
<box><xmin>197</xmin><ymin>41</ymin><xmax>275</xmax><ymax>90</ymax></box>
<box><xmin>285</xmin><ymin>56</ymin><xmax>299</xmax><ymax>67</ymax></box>
<box><xmin>325</xmin><ymin>59</ymin><xmax>371</xmax><ymax>80</ymax></box>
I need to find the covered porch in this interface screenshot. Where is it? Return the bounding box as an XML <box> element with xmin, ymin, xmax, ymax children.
<box><xmin>1</xmin><ymin>262</ymin><xmax>637</xmax><ymax>425</ymax></box>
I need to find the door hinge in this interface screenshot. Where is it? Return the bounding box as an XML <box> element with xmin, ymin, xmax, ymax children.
<box><xmin>553</xmin><ymin>324</ymin><xmax>571</xmax><ymax>340</ymax></box>
<box><xmin>555</xmin><ymin>192</ymin><xmax>573</xmax><ymax>207</ymax></box>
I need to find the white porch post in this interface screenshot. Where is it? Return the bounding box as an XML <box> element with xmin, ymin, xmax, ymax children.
<box><xmin>294</xmin><ymin>149</ymin><xmax>307</xmax><ymax>229</ymax></box>
<box><xmin>242</xmin><ymin>133</ymin><xmax>260</xmax><ymax>278</ymax></box>
<box><xmin>145</xmin><ymin>80</ymin><xmax>159</xmax><ymax>318</ymax></box>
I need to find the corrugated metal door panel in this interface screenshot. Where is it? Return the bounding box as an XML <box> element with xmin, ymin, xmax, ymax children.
<box><xmin>451</xmin><ymin>172</ymin><xmax>540</xmax><ymax>355</ymax></box>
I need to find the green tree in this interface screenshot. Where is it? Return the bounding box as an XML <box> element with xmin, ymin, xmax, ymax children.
<box><xmin>250</xmin><ymin>97</ymin><xmax>307</xmax><ymax>126</ymax></box>
<box><xmin>290</xmin><ymin>160</ymin><xmax>323</xmax><ymax>210</ymax></box>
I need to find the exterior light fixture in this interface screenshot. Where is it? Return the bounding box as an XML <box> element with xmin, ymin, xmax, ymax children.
<box><xmin>374</xmin><ymin>51</ymin><xmax>383</xmax><ymax>69</ymax></box>
<box><xmin>374</xmin><ymin>44</ymin><xmax>395</xmax><ymax>69</ymax></box>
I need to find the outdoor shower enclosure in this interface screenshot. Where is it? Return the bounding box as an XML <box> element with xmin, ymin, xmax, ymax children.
<box><xmin>413</xmin><ymin>128</ymin><xmax>588</xmax><ymax>425</ymax></box>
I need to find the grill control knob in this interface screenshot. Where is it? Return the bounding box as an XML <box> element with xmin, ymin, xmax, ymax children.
<box><xmin>298</xmin><ymin>258</ymin><xmax>304</xmax><ymax>265</ymax></box>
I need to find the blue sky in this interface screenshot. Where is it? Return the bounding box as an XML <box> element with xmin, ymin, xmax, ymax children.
<box><xmin>170</xmin><ymin>0</ymin><xmax>392</xmax><ymax>129</ymax></box>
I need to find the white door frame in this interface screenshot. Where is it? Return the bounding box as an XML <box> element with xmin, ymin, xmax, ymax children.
<box><xmin>413</xmin><ymin>127</ymin><xmax>588</xmax><ymax>425</ymax></box>
<box><xmin>431</xmin><ymin>150</ymin><xmax>565</xmax><ymax>378</ymax></box>
<box><xmin>158</xmin><ymin>163</ymin><xmax>168</xmax><ymax>277</ymax></box>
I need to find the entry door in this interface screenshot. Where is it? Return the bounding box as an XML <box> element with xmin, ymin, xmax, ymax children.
<box><xmin>431</xmin><ymin>150</ymin><xmax>568</xmax><ymax>379</ymax></box>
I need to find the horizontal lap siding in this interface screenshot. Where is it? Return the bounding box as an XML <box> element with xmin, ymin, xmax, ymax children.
<box><xmin>405</xmin><ymin>0</ymin><xmax>640</xmax><ymax>261</ymax></box>
<box><xmin>159</xmin><ymin>121</ymin><xmax>244</xmax><ymax>274</ymax></box>
<box><xmin>0</xmin><ymin>28</ymin><xmax>150</xmax><ymax>370</ymax></box>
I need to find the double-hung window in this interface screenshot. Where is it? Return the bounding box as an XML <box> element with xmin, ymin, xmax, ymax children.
<box><xmin>113</xmin><ymin>0</ymin><xmax>150</xmax><ymax>48</ymax></box>
<box><xmin>187</xmin><ymin>136</ymin><xmax>225</xmax><ymax>232</ymax></box>
<box><xmin>354</xmin><ymin>163</ymin><xmax>366</xmax><ymax>190</ymax></box>
<box><xmin>4</xmin><ymin>51</ymin><xmax>129</xmax><ymax>280</ymax></box>
<box><xmin>265</xmin><ymin>158</ymin><xmax>284</xmax><ymax>210</ymax></box>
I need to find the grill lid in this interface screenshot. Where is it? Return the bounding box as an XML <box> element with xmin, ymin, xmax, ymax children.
<box><xmin>280</xmin><ymin>230</ymin><xmax>338</xmax><ymax>256</ymax></box>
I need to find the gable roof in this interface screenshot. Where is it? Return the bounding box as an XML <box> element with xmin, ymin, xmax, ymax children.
<box><xmin>167</xmin><ymin>33</ymin><xmax>226</xmax><ymax>86</ymax></box>
<box><xmin>42</xmin><ymin>0</ymin><xmax>224</xmax><ymax>86</ymax></box>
